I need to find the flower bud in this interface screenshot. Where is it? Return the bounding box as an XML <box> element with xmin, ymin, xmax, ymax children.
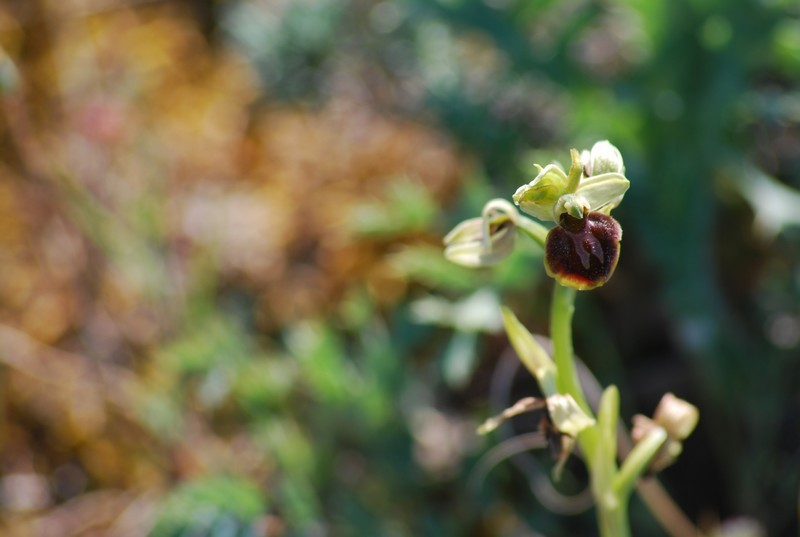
<box><xmin>631</xmin><ymin>393</ymin><xmax>699</xmax><ymax>473</ymax></box>
<box><xmin>588</xmin><ymin>140</ymin><xmax>625</xmax><ymax>176</ymax></box>
<box><xmin>514</xmin><ymin>144</ymin><xmax>629</xmax><ymax>224</ymax></box>
<box><xmin>544</xmin><ymin>212</ymin><xmax>622</xmax><ymax>290</ymax></box>
<box><xmin>631</xmin><ymin>415</ymin><xmax>657</xmax><ymax>444</ymax></box>
<box><xmin>652</xmin><ymin>393</ymin><xmax>699</xmax><ymax>441</ymax></box>
<box><xmin>443</xmin><ymin>213</ymin><xmax>515</xmax><ymax>268</ymax></box>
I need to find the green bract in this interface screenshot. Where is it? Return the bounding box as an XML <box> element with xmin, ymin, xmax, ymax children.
<box><xmin>546</xmin><ymin>393</ymin><xmax>596</xmax><ymax>437</ymax></box>
<box><xmin>500</xmin><ymin>306</ymin><xmax>558</xmax><ymax>396</ymax></box>
<box><xmin>476</xmin><ymin>392</ymin><xmax>595</xmax><ymax>439</ymax></box>
<box><xmin>513</xmin><ymin>141</ymin><xmax>631</xmax><ymax>222</ymax></box>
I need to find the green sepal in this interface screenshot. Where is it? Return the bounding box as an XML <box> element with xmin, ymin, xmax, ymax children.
<box><xmin>512</xmin><ymin>164</ymin><xmax>570</xmax><ymax>222</ymax></box>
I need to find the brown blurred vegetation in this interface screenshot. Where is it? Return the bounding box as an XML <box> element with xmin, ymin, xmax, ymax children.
<box><xmin>0</xmin><ymin>1</ymin><xmax>466</xmax><ymax>534</ymax></box>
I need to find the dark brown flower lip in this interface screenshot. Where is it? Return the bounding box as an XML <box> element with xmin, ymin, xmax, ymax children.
<box><xmin>544</xmin><ymin>212</ymin><xmax>622</xmax><ymax>290</ymax></box>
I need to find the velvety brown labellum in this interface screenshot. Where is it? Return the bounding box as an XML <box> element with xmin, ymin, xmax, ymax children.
<box><xmin>544</xmin><ymin>212</ymin><xmax>622</xmax><ymax>290</ymax></box>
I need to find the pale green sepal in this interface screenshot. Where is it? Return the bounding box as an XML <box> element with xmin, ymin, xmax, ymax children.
<box><xmin>443</xmin><ymin>216</ymin><xmax>489</xmax><ymax>246</ymax></box>
<box><xmin>512</xmin><ymin>164</ymin><xmax>569</xmax><ymax>222</ymax></box>
<box><xmin>500</xmin><ymin>306</ymin><xmax>558</xmax><ymax>397</ymax></box>
<box><xmin>546</xmin><ymin>393</ymin><xmax>596</xmax><ymax>437</ymax></box>
<box><xmin>443</xmin><ymin>237</ymin><xmax>513</xmax><ymax>267</ymax></box>
<box><xmin>575</xmin><ymin>172</ymin><xmax>630</xmax><ymax>213</ymax></box>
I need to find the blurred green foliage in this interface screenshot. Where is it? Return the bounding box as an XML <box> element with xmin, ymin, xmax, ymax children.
<box><xmin>152</xmin><ymin>475</ymin><xmax>266</xmax><ymax>536</ymax></box>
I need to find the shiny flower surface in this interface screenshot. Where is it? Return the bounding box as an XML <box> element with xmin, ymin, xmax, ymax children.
<box><xmin>545</xmin><ymin>211</ymin><xmax>622</xmax><ymax>290</ymax></box>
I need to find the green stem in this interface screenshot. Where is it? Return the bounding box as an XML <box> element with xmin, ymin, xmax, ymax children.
<box><xmin>614</xmin><ymin>427</ymin><xmax>668</xmax><ymax>499</ymax></box>
<box><xmin>550</xmin><ymin>284</ymin><xmax>631</xmax><ymax>537</ymax></box>
<box><xmin>550</xmin><ymin>285</ymin><xmax>591</xmax><ymax>415</ymax></box>
<box><xmin>549</xmin><ymin>285</ymin><xmax>596</xmax><ymax>463</ymax></box>
<box><xmin>515</xmin><ymin>215</ymin><xmax>548</xmax><ymax>248</ymax></box>
<box><xmin>546</xmin><ymin>299</ymin><xmax>674</xmax><ymax>537</ymax></box>
<box><xmin>598</xmin><ymin>500</ymin><xmax>630</xmax><ymax>537</ymax></box>
<box><xmin>592</xmin><ymin>386</ymin><xmax>619</xmax><ymax>498</ymax></box>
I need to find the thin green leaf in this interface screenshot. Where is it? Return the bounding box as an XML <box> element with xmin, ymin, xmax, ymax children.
<box><xmin>500</xmin><ymin>306</ymin><xmax>558</xmax><ymax>396</ymax></box>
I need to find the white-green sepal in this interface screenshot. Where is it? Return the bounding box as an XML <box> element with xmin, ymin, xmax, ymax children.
<box><xmin>574</xmin><ymin>172</ymin><xmax>630</xmax><ymax>214</ymax></box>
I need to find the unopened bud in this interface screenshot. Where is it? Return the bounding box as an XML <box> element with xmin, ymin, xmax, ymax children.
<box><xmin>653</xmin><ymin>393</ymin><xmax>699</xmax><ymax>440</ymax></box>
<box><xmin>631</xmin><ymin>393</ymin><xmax>699</xmax><ymax>473</ymax></box>
<box><xmin>443</xmin><ymin>202</ymin><xmax>517</xmax><ymax>268</ymax></box>
<box><xmin>588</xmin><ymin>140</ymin><xmax>625</xmax><ymax>176</ymax></box>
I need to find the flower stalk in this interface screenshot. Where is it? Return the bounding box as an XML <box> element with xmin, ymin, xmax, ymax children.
<box><xmin>550</xmin><ymin>285</ymin><xmax>590</xmax><ymax>414</ymax></box>
<box><xmin>444</xmin><ymin>141</ymin><xmax>699</xmax><ymax>537</ymax></box>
